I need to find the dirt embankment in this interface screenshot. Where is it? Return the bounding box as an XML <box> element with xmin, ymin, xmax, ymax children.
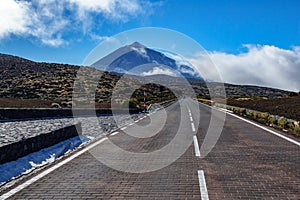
<box><xmin>0</xmin><ymin>98</ymin><xmax>114</xmax><ymax>109</ymax></box>
<box><xmin>227</xmin><ymin>95</ymin><xmax>300</xmax><ymax>121</ymax></box>
<box><xmin>0</xmin><ymin>98</ymin><xmax>54</xmax><ymax>108</ymax></box>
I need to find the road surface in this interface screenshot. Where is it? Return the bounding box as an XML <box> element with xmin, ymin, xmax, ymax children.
<box><xmin>1</xmin><ymin>98</ymin><xmax>299</xmax><ymax>199</ymax></box>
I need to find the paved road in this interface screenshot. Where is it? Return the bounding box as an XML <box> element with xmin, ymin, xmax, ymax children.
<box><xmin>1</xmin><ymin>98</ymin><xmax>300</xmax><ymax>199</ymax></box>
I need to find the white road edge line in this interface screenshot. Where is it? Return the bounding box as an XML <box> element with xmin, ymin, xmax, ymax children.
<box><xmin>110</xmin><ymin>131</ymin><xmax>119</xmax><ymax>136</ymax></box>
<box><xmin>225</xmin><ymin>111</ymin><xmax>300</xmax><ymax>147</ymax></box>
<box><xmin>120</xmin><ymin>126</ymin><xmax>127</xmax><ymax>131</ymax></box>
<box><xmin>198</xmin><ymin>170</ymin><xmax>209</xmax><ymax>200</ymax></box>
<box><xmin>193</xmin><ymin>135</ymin><xmax>201</xmax><ymax>157</ymax></box>
<box><xmin>200</xmin><ymin>103</ymin><xmax>300</xmax><ymax>147</ymax></box>
<box><xmin>0</xmin><ymin>137</ymin><xmax>108</xmax><ymax>200</ymax></box>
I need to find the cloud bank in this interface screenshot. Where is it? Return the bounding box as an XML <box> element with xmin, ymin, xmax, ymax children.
<box><xmin>188</xmin><ymin>45</ymin><xmax>300</xmax><ymax>92</ymax></box>
<box><xmin>0</xmin><ymin>0</ymin><xmax>153</xmax><ymax>46</ymax></box>
<box><xmin>142</xmin><ymin>67</ymin><xmax>178</xmax><ymax>77</ymax></box>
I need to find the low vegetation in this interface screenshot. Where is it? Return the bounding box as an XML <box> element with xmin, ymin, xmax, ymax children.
<box><xmin>227</xmin><ymin>94</ymin><xmax>300</xmax><ymax>121</ymax></box>
<box><xmin>222</xmin><ymin>105</ymin><xmax>300</xmax><ymax>138</ymax></box>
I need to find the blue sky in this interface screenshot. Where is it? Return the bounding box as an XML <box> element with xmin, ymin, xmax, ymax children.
<box><xmin>0</xmin><ymin>0</ymin><xmax>300</xmax><ymax>91</ymax></box>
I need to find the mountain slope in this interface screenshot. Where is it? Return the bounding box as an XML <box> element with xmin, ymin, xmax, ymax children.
<box><xmin>92</xmin><ymin>42</ymin><xmax>201</xmax><ymax>79</ymax></box>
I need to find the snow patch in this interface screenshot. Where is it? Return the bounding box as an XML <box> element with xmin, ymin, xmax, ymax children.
<box><xmin>131</xmin><ymin>46</ymin><xmax>149</xmax><ymax>59</ymax></box>
<box><xmin>0</xmin><ymin>135</ymin><xmax>91</xmax><ymax>185</ymax></box>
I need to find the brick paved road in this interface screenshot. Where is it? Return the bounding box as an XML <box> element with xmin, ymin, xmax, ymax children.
<box><xmin>1</xmin><ymin>98</ymin><xmax>299</xmax><ymax>199</ymax></box>
<box><xmin>197</xmin><ymin>104</ymin><xmax>300</xmax><ymax>199</ymax></box>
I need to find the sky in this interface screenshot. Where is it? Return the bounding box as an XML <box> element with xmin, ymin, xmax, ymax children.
<box><xmin>0</xmin><ymin>0</ymin><xmax>300</xmax><ymax>91</ymax></box>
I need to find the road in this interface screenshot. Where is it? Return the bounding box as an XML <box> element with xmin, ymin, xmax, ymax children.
<box><xmin>1</xmin><ymin>98</ymin><xmax>299</xmax><ymax>199</ymax></box>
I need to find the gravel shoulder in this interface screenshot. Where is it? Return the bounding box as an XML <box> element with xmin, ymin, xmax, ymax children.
<box><xmin>0</xmin><ymin>114</ymin><xmax>140</xmax><ymax>147</ymax></box>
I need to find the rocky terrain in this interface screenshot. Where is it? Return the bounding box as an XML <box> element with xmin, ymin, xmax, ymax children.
<box><xmin>0</xmin><ymin>53</ymin><xmax>294</xmax><ymax>109</ymax></box>
<box><xmin>0</xmin><ymin>54</ymin><xmax>77</xmax><ymax>103</ymax></box>
<box><xmin>0</xmin><ymin>53</ymin><xmax>176</xmax><ymax>108</ymax></box>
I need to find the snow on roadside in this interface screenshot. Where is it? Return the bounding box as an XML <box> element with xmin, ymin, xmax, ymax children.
<box><xmin>0</xmin><ymin>135</ymin><xmax>91</xmax><ymax>185</ymax></box>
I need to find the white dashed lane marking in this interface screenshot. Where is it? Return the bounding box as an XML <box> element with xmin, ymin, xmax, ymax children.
<box><xmin>188</xmin><ymin>105</ymin><xmax>209</xmax><ymax>199</ymax></box>
<box><xmin>193</xmin><ymin>135</ymin><xmax>201</xmax><ymax>157</ymax></box>
<box><xmin>191</xmin><ymin>122</ymin><xmax>196</xmax><ymax>132</ymax></box>
<box><xmin>190</xmin><ymin>116</ymin><xmax>193</xmax><ymax>122</ymax></box>
<box><xmin>198</xmin><ymin>170</ymin><xmax>209</xmax><ymax>200</ymax></box>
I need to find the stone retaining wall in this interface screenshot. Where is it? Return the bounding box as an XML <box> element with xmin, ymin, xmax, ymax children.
<box><xmin>0</xmin><ymin>123</ymin><xmax>81</xmax><ymax>164</ymax></box>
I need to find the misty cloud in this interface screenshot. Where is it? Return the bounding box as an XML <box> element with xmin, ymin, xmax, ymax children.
<box><xmin>142</xmin><ymin>67</ymin><xmax>178</xmax><ymax>77</ymax></box>
<box><xmin>188</xmin><ymin>45</ymin><xmax>300</xmax><ymax>92</ymax></box>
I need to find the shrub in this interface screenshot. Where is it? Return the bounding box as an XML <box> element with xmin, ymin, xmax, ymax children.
<box><xmin>129</xmin><ymin>98</ymin><xmax>139</xmax><ymax>108</ymax></box>
<box><xmin>256</xmin><ymin>112</ymin><xmax>261</xmax><ymax>118</ymax></box>
<box><xmin>232</xmin><ymin>107</ymin><xmax>245</xmax><ymax>115</ymax></box>
<box><xmin>294</xmin><ymin>126</ymin><xmax>300</xmax><ymax>134</ymax></box>
<box><xmin>258</xmin><ymin>112</ymin><xmax>270</xmax><ymax>123</ymax></box>
<box><xmin>268</xmin><ymin>116</ymin><xmax>277</xmax><ymax>125</ymax></box>
<box><xmin>233</xmin><ymin>108</ymin><xmax>239</xmax><ymax>114</ymax></box>
<box><xmin>278</xmin><ymin>117</ymin><xmax>288</xmax><ymax>128</ymax></box>
<box><xmin>248</xmin><ymin>110</ymin><xmax>254</xmax><ymax>117</ymax></box>
<box><xmin>287</xmin><ymin>121</ymin><xmax>295</xmax><ymax>129</ymax></box>
<box><xmin>239</xmin><ymin>108</ymin><xmax>246</xmax><ymax>115</ymax></box>
<box><xmin>255</xmin><ymin>112</ymin><xmax>267</xmax><ymax>123</ymax></box>
<box><xmin>260</xmin><ymin>112</ymin><xmax>269</xmax><ymax>120</ymax></box>
<box><xmin>252</xmin><ymin>111</ymin><xmax>259</xmax><ymax>119</ymax></box>
<box><xmin>226</xmin><ymin>106</ymin><xmax>233</xmax><ymax>111</ymax></box>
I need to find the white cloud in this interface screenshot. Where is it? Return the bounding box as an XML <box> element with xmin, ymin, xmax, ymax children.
<box><xmin>68</xmin><ymin>0</ymin><xmax>141</xmax><ymax>20</ymax></box>
<box><xmin>90</xmin><ymin>34</ymin><xmax>110</xmax><ymax>42</ymax></box>
<box><xmin>142</xmin><ymin>67</ymin><xmax>178</xmax><ymax>77</ymax></box>
<box><xmin>0</xmin><ymin>0</ymin><xmax>71</xmax><ymax>46</ymax></box>
<box><xmin>0</xmin><ymin>0</ymin><xmax>32</xmax><ymax>38</ymax></box>
<box><xmin>161</xmin><ymin>50</ymin><xmax>190</xmax><ymax>66</ymax></box>
<box><xmin>0</xmin><ymin>0</ymin><xmax>153</xmax><ymax>46</ymax></box>
<box><xmin>188</xmin><ymin>45</ymin><xmax>300</xmax><ymax>92</ymax></box>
